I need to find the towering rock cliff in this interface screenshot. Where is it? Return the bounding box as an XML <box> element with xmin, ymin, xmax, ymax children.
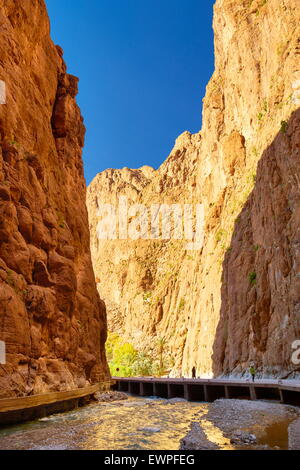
<box><xmin>88</xmin><ymin>0</ymin><xmax>300</xmax><ymax>379</ymax></box>
<box><xmin>0</xmin><ymin>0</ymin><xmax>109</xmax><ymax>398</ymax></box>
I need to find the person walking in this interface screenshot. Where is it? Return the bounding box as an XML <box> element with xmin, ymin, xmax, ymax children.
<box><xmin>192</xmin><ymin>366</ymin><xmax>196</xmax><ymax>379</ymax></box>
<box><xmin>249</xmin><ymin>364</ymin><xmax>256</xmax><ymax>382</ymax></box>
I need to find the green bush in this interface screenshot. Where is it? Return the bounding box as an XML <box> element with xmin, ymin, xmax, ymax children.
<box><xmin>257</xmin><ymin>112</ymin><xmax>264</xmax><ymax>121</ymax></box>
<box><xmin>178</xmin><ymin>298</ymin><xmax>185</xmax><ymax>312</ymax></box>
<box><xmin>105</xmin><ymin>332</ymin><xmax>174</xmax><ymax>378</ymax></box>
<box><xmin>215</xmin><ymin>229</ymin><xmax>227</xmax><ymax>242</ymax></box>
<box><xmin>280</xmin><ymin>121</ymin><xmax>288</xmax><ymax>134</ymax></box>
<box><xmin>248</xmin><ymin>272</ymin><xmax>257</xmax><ymax>285</ymax></box>
<box><xmin>143</xmin><ymin>292</ymin><xmax>152</xmax><ymax>304</ymax></box>
<box><xmin>106</xmin><ymin>332</ymin><xmax>155</xmax><ymax>377</ymax></box>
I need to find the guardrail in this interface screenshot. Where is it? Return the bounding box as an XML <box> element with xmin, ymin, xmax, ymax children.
<box><xmin>0</xmin><ymin>380</ymin><xmax>113</xmax><ymax>425</ymax></box>
<box><xmin>112</xmin><ymin>377</ymin><xmax>300</xmax><ymax>406</ymax></box>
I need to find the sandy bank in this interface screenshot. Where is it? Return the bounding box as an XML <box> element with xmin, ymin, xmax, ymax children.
<box><xmin>180</xmin><ymin>399</ymin><xmax>300</xmax><ymax>450</ymax></box>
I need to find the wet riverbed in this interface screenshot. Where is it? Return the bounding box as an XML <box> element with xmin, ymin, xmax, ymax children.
<box><xmin>0</xmin><ymin>397</ymin><xmax>208</xmax><ymax>450</ymax></box>
<box><xmin>0</xmin><ymin>396</ymin><xmax>295</xmax><ymax>450</ymax></box>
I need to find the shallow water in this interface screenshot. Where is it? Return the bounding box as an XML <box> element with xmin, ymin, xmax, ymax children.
<box><xmin>258</xmin><ymin>419</ymin><xmax>291</xmax><ymax>450</ymax></box>
<box><xmin>0</xmin><ymin>397</ymin><xmax>208</xmax><ymax>450</ymax></box>
<box><xmin>0</xmin><ymin>396</ymin><xmax>293</xmax><ymax>450</ymax></box>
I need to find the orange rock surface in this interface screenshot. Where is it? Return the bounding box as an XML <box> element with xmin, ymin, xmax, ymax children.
<box><xmin>87</xmin><ymin>0</ymin><xmax>300</xmax><ymax>378</ymax></box>
<box><xmin>0</xmin><ymin>0</ymin><xmax>109</xmax><ymax>397</ymax></box>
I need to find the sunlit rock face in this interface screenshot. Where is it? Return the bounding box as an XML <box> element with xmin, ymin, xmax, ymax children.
<box><xmin>88</xmin><ymin>0</ymin><xmax>300</xmax><ymax>378</ymax></box>
<box><xmin>0</xmin><ymin>0</ymin><xmax>109</xmax><ymax>397</ymax></box>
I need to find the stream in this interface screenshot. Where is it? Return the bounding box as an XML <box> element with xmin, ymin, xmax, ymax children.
<box><xmin>0</xmin><ymin>396</ymin><xmax>293</xmax><ymax>450</ymax></box>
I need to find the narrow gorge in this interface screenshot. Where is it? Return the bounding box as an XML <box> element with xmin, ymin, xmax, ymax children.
<box><xmin>0</xmin><ymin>0</ymin><xmax>299</xmax><ymax>405</ymax></box>
<box><xmin>87</xmin><ymin>0</ymin><xmax>300</xmax><ymax>379</ymax></box>
<box><xmin>1</xmin><ymin>0</ymin><xmax>300</xmax><ymax>454</ymax></box>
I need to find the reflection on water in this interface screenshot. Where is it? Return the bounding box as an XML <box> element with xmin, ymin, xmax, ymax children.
<box><xmin>201</xmin><ymin>419</ymin><xmax>234</xmax><ymax>450</ymax></box>
<box><xmin>0</xmin><ymin>397</ymin><xmax>209</xmax><ymax>450</ymax></box>
<box><xmin>258</xmin><ymin>419</ymin><xmax>291</xmax><ymax>450</ymax></box>
<box><xmin>0</xmin><ymin>396</ymin><xmax>293</xmax><ymax>450</ymax></box>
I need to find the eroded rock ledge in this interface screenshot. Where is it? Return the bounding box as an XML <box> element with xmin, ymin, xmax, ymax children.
<box><xmin>87</xmin><ymin>0</ymin><xmax>300</xmax><ymax>378</ymax></box>
<box><xmin>0</xmin><ymin>0</ymin><xmax>109</xmax><ymax>397</ymax></box>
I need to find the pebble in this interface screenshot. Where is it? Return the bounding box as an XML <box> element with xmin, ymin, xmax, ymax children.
<box><xmin>168</xmin><ymin>398</ymin><xmax>187</xmax><ymax>404</ymax></box>
<box><xmin>138</xmin><ymin>427</ymin><xmax>161</xmax><ymax>433</ymax></box>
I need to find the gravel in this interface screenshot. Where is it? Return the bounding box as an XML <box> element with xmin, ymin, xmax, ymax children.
<box><xmin>180</xmin><ymin>399</ymin><xmax>300</xmax><ymax>450</ymax></box>
<box><xmin>93</xmin><ymin>391</ymin><xmax>128</xmax><ymax>402</ymax></box>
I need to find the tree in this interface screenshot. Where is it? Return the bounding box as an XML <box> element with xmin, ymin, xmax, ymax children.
<box><xmin>105</xmin><ymin>332</ymin><xmax>155</xmax><ymax>377</ymax></box>
<box><xmin>156</xmin><ymin>337</ymin><xmax>166</xmax><ymax>376</ymax></box>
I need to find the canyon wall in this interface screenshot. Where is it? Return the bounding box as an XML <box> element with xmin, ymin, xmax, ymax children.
<box><xmin>0</xmin><ymin>0</ymin><xmax>109</xmax><ymax>398</ymax></box>
<box><xmin>88</xmin><ymin>0</ymin><xmax>300</xmax><ymax>378</ymax></box>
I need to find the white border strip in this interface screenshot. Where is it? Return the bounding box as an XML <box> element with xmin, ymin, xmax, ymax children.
<box><xmin>0</xmin><ymin>80</ymin><xmax>6</xmax><ymax>104</ymax></box>
<box><xmin>0</xmin><ymin>340</ymin><xmax>6</xmax><ymax>364</ymax></box>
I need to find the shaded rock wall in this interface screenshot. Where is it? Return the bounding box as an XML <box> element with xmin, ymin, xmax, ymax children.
<box><xmin>0</xmin><ymin>0</ymin><xmax>109</xmax><ymax>397</ymax></box>
<box><xmin>88</xmin><ymin>0</ymin><xmax>300</xmax><ymax>378</ymax></box>
<box><xmin>213</xmin><ymin>109</ymin><xmax>300</xmax><ymax>376</ymax></box>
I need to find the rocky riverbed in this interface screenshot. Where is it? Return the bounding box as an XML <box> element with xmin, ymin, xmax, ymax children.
<box><xmin>0</xmin><ymin>395</ymin><xmax>299</xmax><ymax>450</ymax></box>
<box><xmin>0</xmin><ymin>396</ymin><xmax>205</xmax><ymax>450</ymax></box>
<box><xmin>181</xmin><ymin>399</ymin><xmax>300</xmax><ymax>450</ymax></box>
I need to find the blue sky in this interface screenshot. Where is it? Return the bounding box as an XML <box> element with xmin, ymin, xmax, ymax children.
<box><xmin>45</xmin><ymin>0</ymin><xmax>215</xmax><ymax>185</ymax></box>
